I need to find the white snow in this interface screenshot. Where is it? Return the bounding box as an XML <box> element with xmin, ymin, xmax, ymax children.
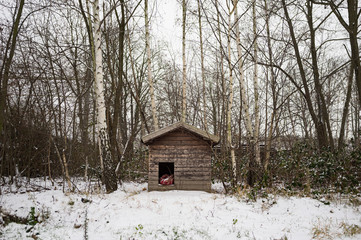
<box><xmin>1</xmin><ymin>180</ymin><xmax>360</xmax><ymax>240</ymax></box>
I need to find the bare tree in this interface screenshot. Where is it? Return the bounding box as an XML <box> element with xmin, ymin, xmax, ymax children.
<box><xmin>197</xmin><ymin>0</ymin><xmax>208</xmax><ymax>131</ymax></box>
<box><xmin>282</xmin><ymin>0</ymin><xmax>332</xmax><ymax>150</ymax></box>
<box><xmin>79</xmin><ymin>0</ymin><xmax>117</xmax><ymax>192</ymax></box>
<box><xmin>181</xmin><ymin>0</ymin><xmax>187</xmax><ymax>122</ymax></box>
<box><xmin>313</xmin><ymin>0</ymin><xmax>361</xmax><ymax>109</ymax></box>
<box><xmin>0</xmin><ymin>0</ymin><xmax>25</xmax><ymax>135</ymax></box>
<box><xmin>145</xmin><ymin>0</ymin><xmax>159</xmax><ymax>131</ymax></box>
<box><xmin>233</xmin><ymin>0</ymin><xmax>261</xmax><ymax>185</ymax></box>
<box><xmin>227</xmin><ymin>0</ymin><xmax>236</xmax><ymax>182</ymax></box>
<box><xmin>251</xmin><ymin>0</ymin><xmax>261</xmax><ymax>167</ymax></box>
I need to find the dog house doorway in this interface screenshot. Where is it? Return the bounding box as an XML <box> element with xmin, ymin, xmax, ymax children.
<box><xmin>158</xmin><ymin>162</ymin><xmax>174</xmax><ymax>185</ymax></box>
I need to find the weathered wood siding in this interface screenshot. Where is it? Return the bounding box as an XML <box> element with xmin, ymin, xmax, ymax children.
<box><xmin>148</xmin><ymin>129</ymin><xmax>212</xmax><ymax>192</ymax></box>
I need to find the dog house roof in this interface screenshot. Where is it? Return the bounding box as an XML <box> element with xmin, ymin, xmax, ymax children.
<box><xmin>141</xmin><ymin>122</ymin><xmax>220</xmax><ymax>145</ymax></box>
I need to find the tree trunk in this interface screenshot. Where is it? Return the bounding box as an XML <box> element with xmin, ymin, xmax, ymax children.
<box><xmin>234</xmin><ymin>0</ymin><xmax>258</xmax><ymax>185</ymax></box>
<box><xmin>306</xmin><ymin>0</ymin><xmax>334</xmax><ymax>150</ymax></box>
<box><xmin>252</xmin><ymin>0</ymin><xmax>261</xmax><ymax>166</ymax></box>
<box><xmin>346</xmin><ymin>0</ymin><xmax>361</xmax><ymax>108</ymax></box>
<box><xmin>318</xmin><ymin>0</ymin><xmax>361</xmax><ymax>107</ymax></box>
<box><xmin>92</xmin><ymin>0</ymin><xmax>117</xmax><ymax>193</ymax></box>
<box><xmin>110</xmin><ymin>0</ymin><xmax>125</xmax><ymax>168</ymax></box>
<box><xmin>0</xmin><ymin>0</ymin><xmax>25</xmax><ymax>135</ymax></box>
<box><xmin>47</xmin><ymin>133</ymin><xmax>54</xmax><ymax>186</ymax></box>
<box><xmin>145</xmin><ymin>0</ymin><xmax>159</xmax><ymax>131</ymax></box>
<box><xmin>263</xmin><ymin>0</ymin><xmax>276</xmax><ymax>172</ymax></box>
<box><xmin>62</xmin><ymin>148</ymin><xmax>72</xmax><ymax>190</ymax></box>
<box><xmin>234</xmin><ymin>0</ymin><xmax>253</xmax><ymax>143</ymax></box>
<box><xmin>339</xmin><ymin>63</ymin><xmax>354</xmax><ymax>149</ymax></box>
<box><xmin>215</xmin><ymin>0</ymin><xmax>226</xmax><ymax>143</ymax></box>
<box><xmin>181</xmin><ymin>0</ymin><xmax>187</xmax><ymax>122</ymax></box>
<box><xmin>227</xmin><ymin>1</ymin><xmax>236</xmax><ymax>183</ymax></box>
<box><xmin>282</xmin><ymin>0</ymin><xmax>328</xmax><ymax>149</ymax></box>
<box><xmin>197</xmin><ymin>0</ymin><xmax>207</xmax><ymax>131</ymax></box>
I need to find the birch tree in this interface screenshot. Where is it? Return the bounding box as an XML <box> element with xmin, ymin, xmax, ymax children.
<box><xmin>79</xmin><ymin>0</ymin><xmax>117</xmax><ymax>193</ymax></box>
<box><xmin>197</xmin><ymin>0</ymin><xmax>208</xmax><ymax>131</ymax></box>
<box><xmin>233</xmin><ymin>0</ymin><xmax>261</xmax><ymax>186</ymax></box>
<box><xmin>94</xmin><ymin>0</ymin><xmax>117</xmax><ymax>192</ymax></box>
<box><xmin>145</xmin><ymin>0</ymin><xmax>159</xmax><ymax>131</ymax></box>
<box><xmin>181</xmin><ymin>0</ymin><xmax>187</xmax><ymax>122</ymax></box>
<box><xmin>252</xmin><ymin>0</ymin><xmax>261</xmax><ymax>166</ymax></box>
<box><xmin>227</xmin><ymin>0</ymin><xmax>236</xmax><ymax>182</ymax></box>
<box><xmin>263</xmin><ymin>0</ymin><xmax>276</xmax><ymax>171</ymax></box>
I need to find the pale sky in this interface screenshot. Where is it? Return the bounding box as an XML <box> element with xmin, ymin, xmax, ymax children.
<box><xmin>151</xmin><ymin>0</ymin><xmax>183</xmax><ymax>58</ymax></box>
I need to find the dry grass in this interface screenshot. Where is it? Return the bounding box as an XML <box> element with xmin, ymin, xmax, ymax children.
<box><xmin>312</xmin><ymin>219</ymin><xmax>361</xmax><ymax>240</ymax></box>
<box><xmin>340</xmin><ymin>222</ymin><xmax>361</xmax><ymax>237</ymax></box>
<box><xmin>311</xmin><ymin>218</ymin><xmax>341</xmax><ymax>240</ymax></box>
<box><xmin>312</xmin><ymin>223</ymin><xmax>334</xmax><ymax>240</ymax></box>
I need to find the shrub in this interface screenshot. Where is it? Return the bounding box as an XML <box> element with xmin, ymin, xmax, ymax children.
<box><xmin>273</xmin><ymin>141</ymin><xmax>361</xmax><ymax>193</ymax></box>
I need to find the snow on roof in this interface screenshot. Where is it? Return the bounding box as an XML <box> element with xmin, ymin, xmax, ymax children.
<box><xmin>141</xmin><ymin>121</ymin><xmax>220</xmax><ymax>145</ymax></box>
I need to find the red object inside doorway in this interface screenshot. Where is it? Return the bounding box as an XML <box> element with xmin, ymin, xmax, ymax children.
<box><xmin>160</xmin><ymin>174</ymin><xmax>174</xmax><ymax>185</ymax></box>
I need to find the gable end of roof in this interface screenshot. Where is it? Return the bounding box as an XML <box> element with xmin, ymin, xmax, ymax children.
<box><xmin>141</xmin><ymin>122</ymin><xmax>219</xmax><ymax>145</ymax></box>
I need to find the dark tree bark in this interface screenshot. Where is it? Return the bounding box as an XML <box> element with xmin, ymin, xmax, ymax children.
<box><xmin>339</xmin><ymin>63</ymin><xmax>354</xmax><ymax>149</ymax></box>
<box><xmin>282</xmin><ymin>0</ymin><xmax>329</xmax><ymax>149</ymax></box>
<box><xmin>0</xmin><ymin>0</ymin><xmax>25</xmax><ymax>135</ymax></box>
<box><xmin>110</xmin><ymin>0</ymin><xmax>126</xmax><ymax>164</ymax></box>
<box><xmin>314</xmin><ymin>0</ymin><xmax>361</xmax><ymax>109</ymax></box>
<box><xmin>306</xmin><ymin>0</ymin><xmax>334</xmax><ymax>149</ymax></box>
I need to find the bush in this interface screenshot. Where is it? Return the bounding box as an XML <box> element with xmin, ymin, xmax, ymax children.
<box><xmin>273</xmin><ymin>141</ymin><xmax>361</xmax><ymax>193</ymax></box>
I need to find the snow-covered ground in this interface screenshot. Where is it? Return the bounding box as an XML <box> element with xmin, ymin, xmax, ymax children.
<box><xmin>1</xmin><ymin>179</ymin><xmax>360</xmax><ymax>240</ymax></box>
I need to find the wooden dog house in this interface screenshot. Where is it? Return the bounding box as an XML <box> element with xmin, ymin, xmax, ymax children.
<box><xmin>142</xmin><ymin>122</ymin><xmax>219</xmax><ymax>192</ymax></box>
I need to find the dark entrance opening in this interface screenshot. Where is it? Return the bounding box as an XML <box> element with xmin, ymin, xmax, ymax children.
<box><xmin>158</xmin><ymin>162</ymin><xmax>174</xmax><ymax>185</ymax></box>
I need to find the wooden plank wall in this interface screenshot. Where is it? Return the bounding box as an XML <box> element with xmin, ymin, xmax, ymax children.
<box><xmin>148</xmin><ymin>129</ymin><xmax>212</xmax><ymax>192</ymax></box>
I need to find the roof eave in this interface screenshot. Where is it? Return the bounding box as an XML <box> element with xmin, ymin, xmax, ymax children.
<box><xmin>141</xmin><ymin>122</ymin><xmax>219</xmax><ymax>145</ymax></box>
